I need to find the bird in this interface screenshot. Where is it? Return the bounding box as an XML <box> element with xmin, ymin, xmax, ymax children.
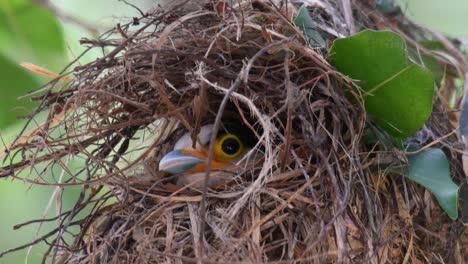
<box><xmin>158</xmin><ymin>122</ymin><xmax>258</xmax><ymax>187</ymax></box>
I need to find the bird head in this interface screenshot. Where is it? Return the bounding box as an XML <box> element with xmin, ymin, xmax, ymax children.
<box><xmin>158</xmin><ymin>122</ymin><xmax>258</xmax><ymax>186</ymax></box>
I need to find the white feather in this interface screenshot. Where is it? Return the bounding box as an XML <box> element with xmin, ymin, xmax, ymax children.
<box><xmin>174</xmin><ymin>124</ymin><xmax>214</xmax><ymax>150</ymax></box>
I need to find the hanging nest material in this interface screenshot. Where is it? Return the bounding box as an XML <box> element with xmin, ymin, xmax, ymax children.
<box><xmin>1</xmin><ymin>0</ymin><xmax>466</xmax><ymax>263</ymax></box>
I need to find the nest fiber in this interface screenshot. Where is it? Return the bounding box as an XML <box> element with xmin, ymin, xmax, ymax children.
<box><xmin>1</xmin><ymin>0</ymin><xmax>466</xmax><ymax>263</ymax></box>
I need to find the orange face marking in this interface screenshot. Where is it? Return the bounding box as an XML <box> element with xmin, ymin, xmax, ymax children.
<box><xmin>179</xmin><ymin>148</ymin><xmax>230</xmax><ymax>172</ymax></box>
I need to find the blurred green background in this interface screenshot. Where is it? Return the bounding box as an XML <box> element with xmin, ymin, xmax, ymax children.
<box><xmin>0</xmin><ymin>1</ymin><xmax>155</xmax><ymax>263</ymax></box>
<box><xmin>0</xmin><ymin>0</ymin><xmax>466</xmax><ymax>263</ymax></box>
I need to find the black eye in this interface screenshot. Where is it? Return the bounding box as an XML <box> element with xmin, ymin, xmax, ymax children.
<box><xmin>222</xmin><ymin>138</ymin><xmax>240</xmax><ymax>155</ymax></box>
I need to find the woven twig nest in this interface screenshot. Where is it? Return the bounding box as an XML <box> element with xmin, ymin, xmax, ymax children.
<box><xmin>2</xmin><ymin>0</ymin><xmax>466</xmax><ymax>263</ymax></box>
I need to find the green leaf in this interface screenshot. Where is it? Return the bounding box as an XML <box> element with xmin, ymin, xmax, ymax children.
<box><xmin>293</xmin><ymin>5</ymin><xmax>325</xmax><ymax>47</ymax></box>
<box><xmin>0</xmin><ymin>1</ymin><xmax>65</xmax><ymax>69</ymax></box>
<box><xmin>408</xmin><ymin>41</ymin><xmax>449</xmax><ymax>85</ymax></box>
<box><xmin>330</xmin><ymin>30</ymin><xmax>434</xmax><ymax>138</ymax></box>
<box><xmin>0</xmin><ymin>54</ymin><xmax>39</xmax><ymax>128</ymax></box>
<box><xmin>376</xmin><ymin>0</ymin><xmax>400</xmax><ymax>14</ymax></box>
<box><xmin>407</xmin><ymin>148</ymin><xmax>459</xmax><ymax>220</ymax></box>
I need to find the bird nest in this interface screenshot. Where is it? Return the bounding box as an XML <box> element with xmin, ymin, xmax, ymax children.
<box><xmin>1</xmin><ymin>0</ymin><xmax>466</xmax><ymax>263</ymax></box>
